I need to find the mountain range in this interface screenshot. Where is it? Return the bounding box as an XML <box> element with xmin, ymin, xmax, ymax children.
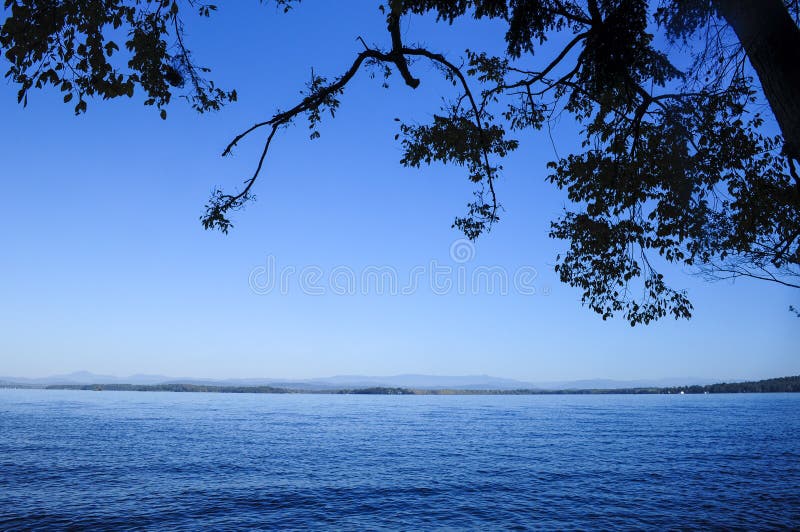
<box><xmin>0</xmin><ymin>371</ymin><xmax>717</xmax><ymax>390</ymax></box>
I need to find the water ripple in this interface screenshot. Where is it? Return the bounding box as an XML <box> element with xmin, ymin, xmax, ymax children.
<box><xmin>1</xmin><ymin>391</ymin><xmax>798</xmax><ymax>529</ymax></box>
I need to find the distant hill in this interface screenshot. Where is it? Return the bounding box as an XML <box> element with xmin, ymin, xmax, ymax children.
<box><xmin>41</xmin><ymin>375</ymin><xmax>800</xmax><ymax>395</ymax></box>
<box><xmin>0</xmin><ymin>371</ymin><xmax>719</xmax><ymax>390</ymax></box>
<box><xmin>533</xmin><ymin>377</ymin><xmax>717</xmax><ymax>390</ymax></box>
<box><xmin>0</xmin><ymin>371</ymin><xmax>174</xmax><ymax>386</ymax></box>
<box><xmin>303</xmin><ymin>374</ymin><xmax>539</xmax><ymax>390</ymax></box>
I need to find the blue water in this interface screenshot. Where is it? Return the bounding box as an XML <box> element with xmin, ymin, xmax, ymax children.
<box><xmin>1</xmin><ymin>390</ymin><xmax>798</xmax><ymax>529</ymax></box>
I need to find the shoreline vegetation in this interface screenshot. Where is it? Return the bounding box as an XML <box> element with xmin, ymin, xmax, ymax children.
<box><xmin>2</xmin><ymin>376</ymin><xmax>798</xmax><ymax>395</ymax></box>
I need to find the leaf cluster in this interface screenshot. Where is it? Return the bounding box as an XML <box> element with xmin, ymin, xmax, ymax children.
<box><xmin>1</xmin><ymin>0</ymin><xmax>235</xmax><ymax>115</ymax></box>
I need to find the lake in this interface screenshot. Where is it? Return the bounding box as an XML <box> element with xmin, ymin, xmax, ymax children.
<box><xmin>1</xmin><ymin>390</ymin><xmax>798</xmax><ymax>529</ymax></box>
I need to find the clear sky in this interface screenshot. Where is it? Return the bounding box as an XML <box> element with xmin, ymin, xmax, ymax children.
<box><xmin>1</xmin><ymin>1</ymin><xmax>798</xmax><ymax>381</ymax></box>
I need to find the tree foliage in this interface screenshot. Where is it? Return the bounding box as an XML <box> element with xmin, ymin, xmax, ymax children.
<box><xmin>3</xmin><ymin>0</ymin><xmax>799</xmax><ymax>324</ymax></box>
<box><xmin>0</xmin><ymin>0</ymin><xmax>238</xmax><ymax>116</ymax></box>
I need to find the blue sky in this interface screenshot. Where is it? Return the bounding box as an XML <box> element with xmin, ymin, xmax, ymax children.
<box><xmin>1</xmin><ymin>1</ymin><xmax>797</xmax><ymax>381</ymax></box>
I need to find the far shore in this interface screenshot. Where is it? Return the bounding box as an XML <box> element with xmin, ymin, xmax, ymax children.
<box><xmin>2</xmin><ymin>375</ymin><xmax>798</xmax><ymax>395</ymax></box>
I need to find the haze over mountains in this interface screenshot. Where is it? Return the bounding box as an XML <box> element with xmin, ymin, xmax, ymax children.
<box><xmin>0</xmin><ymin>371</ymin><xmax>716</xmax><ymax>390</ymax></box>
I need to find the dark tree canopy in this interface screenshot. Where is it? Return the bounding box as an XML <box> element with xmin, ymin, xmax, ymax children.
<box><xmin>3</xmin><ymin>0</ymin><xmax>799</xmax><ymax>324</ymax></box>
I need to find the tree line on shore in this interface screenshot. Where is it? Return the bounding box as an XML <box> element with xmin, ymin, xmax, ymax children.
<box><xmin>37</xmin><ymin>375</ymin><xmax>800</xmax><ymax>395</ymax></box>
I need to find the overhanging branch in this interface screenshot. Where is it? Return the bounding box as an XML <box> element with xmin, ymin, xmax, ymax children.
<box><xmin>205</xmin><ymin>15</ymin><xmax>500</xmax><ymax>233</ymax></box>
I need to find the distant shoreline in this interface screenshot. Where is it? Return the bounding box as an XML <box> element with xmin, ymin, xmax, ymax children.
<box><xmin>2</xmin><ymin>375</ymin><xmax>798</xmax><ymax>395</ymax></box>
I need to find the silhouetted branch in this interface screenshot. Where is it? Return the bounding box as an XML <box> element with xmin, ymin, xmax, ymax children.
<box><xmin>208</xmin><ymin>13</ymin><xmax>500</xmax><ymax>232</ymax></box>
<box><xmin>699</xmin><ymin>260</ymin><xmax>800</xmax><ymax>289</ymax></box>
<box><xmin>401</xmin><ymin>47</ymin><xmax>499</xmax><ymax>223</ymax></box>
